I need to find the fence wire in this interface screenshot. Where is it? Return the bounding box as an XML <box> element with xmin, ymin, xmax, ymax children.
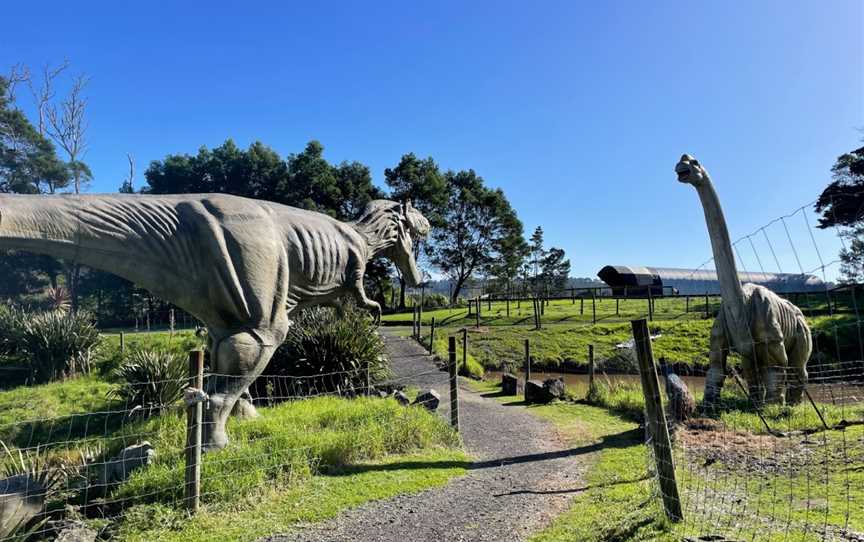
<box><xmin>0</xmin><ymin>361</ymin><xmax>455</xmax><ymax>541</ymax></box>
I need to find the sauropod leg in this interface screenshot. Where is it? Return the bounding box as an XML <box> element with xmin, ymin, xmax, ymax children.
<box><xmin>704</xmin><ymin>316</ymin><xmax>728</xmax><ymax>412</ymax></box>
<box><xmin>203</xmin><ymin>329</ymin><xmax>279</xmax><ymax>451</ymax></box>
<box><xmin>786</xmin><ymin>326</ymin><xmax>812</xmax><ymax>404</ymax></box>
<box><xmin>761</xmin><ymin>341</ymin><xmax>789</xmax><ymax>405</ymax></box>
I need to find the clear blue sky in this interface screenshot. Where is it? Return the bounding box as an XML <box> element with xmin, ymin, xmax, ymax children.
<box><xmin>3</xmin><ymin>1</ymin><xmax>862</xmax><ymax>280</ymax></box>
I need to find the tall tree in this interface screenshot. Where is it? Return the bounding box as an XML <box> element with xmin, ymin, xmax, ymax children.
<box><xmin>815</xmin><ymin>145</ymin><xmax>864</xmax><ymax>282</ymax></box>
<box><xmin>384</xmin><ymin>153</ymin><xmax>448</xmax><ymax>307</ymax></box>
<box><xmin>539</xmin><ymin>247</ymin><xmax>571</xmax><ymax>291</ymax></box>
<box><xmin>0</xmin><ymin>74</ymin><xmax>68</xmax><ymax>298</ymax></box>
<box><xmin>529</xmin><ymin>226</ymin><xmax>544</xmax><ymax>289</ymax></box>
<box><xmin>425</xmin><ymin>169</ymin><xmax>523</xmax><ymax>302</ymax></box>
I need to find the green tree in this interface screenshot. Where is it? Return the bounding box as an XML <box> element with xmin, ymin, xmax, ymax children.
<box><xmin>529</xmin><ymin>226</ymin><xmax>544</xmax><ymax>288</ymax></box>
<box><xmin>425</xmin><ymin>169</ymin><xmax>524</xmax><ymax>302</ymax></box>
<box><xmin>815</xmin><ymin>145</ymin><xmax>864</xmax><ymax>282</ymax></box>
<box><xmin>0</xmin><ymin>74</ymin><xmax>69</xmax><ymax>299</ymax></box>
<box><xmin>0</xmin><ymin>76</ymin><xmax>68</xmax><ymax>193</ymax></box>
<box><xmin>539</xmin><ymin>247</ymin><xmax>571</xmax><ymax>291</ymax></box>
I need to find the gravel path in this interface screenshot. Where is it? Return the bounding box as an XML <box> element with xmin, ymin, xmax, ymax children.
<box><xmin>262</xmin><ymin>329</ymin><xmax>593</xmax><ymax>542</ymax></box>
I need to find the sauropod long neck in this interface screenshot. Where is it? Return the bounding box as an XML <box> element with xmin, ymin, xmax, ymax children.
<box><xmin>693</xmin><ymin>178</ymin><xmax>748</xmax><ymax>326</ymax></box>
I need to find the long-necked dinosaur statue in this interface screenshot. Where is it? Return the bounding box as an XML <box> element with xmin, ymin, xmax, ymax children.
<box><xmin>0</xmin><ymin>194</ymin><xmax>430</xmax><ymax>450</ymax></box>
<box><xmin>675</xmin><ymin>154</ymin><xmax>812</xmax><ymax>406</ymax></box>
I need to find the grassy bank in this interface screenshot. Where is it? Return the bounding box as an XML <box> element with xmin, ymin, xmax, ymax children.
<box><xmin>1</xmin><ymin>328</ymin><xmax>469</xmax><ymax>541</ymax></box>
<box><xmin>408</xmin><ymin>320</ymin><xmax>715</xmax><ymax>371</ymax></box>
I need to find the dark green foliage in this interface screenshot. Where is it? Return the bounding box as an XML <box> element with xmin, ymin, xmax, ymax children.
<box><xmin>18</xmin><ymin>310</ymin><xmax>102</xmax><ymax>383</ymax></box>
<box><xmin>815</xmin><ymin>145</ymin><xmax>864</xmax><ymax>282</ymax></box>
<box><xmin>253</xmin><ymin>303</ymin><xmax>389</xmax><ymax>399</ymax></box>
<box><xmin>144</xmin><ymin>139</ymin><xmax>383</xmax><ymax>221</ymax></box>
<box><xmin>0</xmin><ymin>307</ymin><xmax>101</xmax><ymax>383</ymax></box>
<box><xmin>109</xmin><ymin>350</ymin><xmax>187</xmax><ymax>413</ymax></box>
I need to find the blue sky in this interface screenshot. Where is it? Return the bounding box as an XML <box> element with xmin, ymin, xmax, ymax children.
<box><xmin>2</xmin><ymin>1</ymin><xmax>862</xmax><ymax>280</ymax></box>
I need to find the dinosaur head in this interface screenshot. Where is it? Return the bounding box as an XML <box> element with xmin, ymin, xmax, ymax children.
<box><xmin>391</xmin><ymin>200</ymin><xmax>430</xmax><ymax>287</ymax></box>
<box><xmin>353</xmin><ymin>199</ymin><xmax>431</xmax><ymax>287</ymax></box>
<box><xmin>675</xmin><ymin>154</ymin><xmax>709</xmax><ymax>187</ymax></box>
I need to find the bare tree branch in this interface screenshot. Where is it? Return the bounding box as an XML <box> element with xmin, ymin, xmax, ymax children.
<box><xmin>26</xmin><ymin>59</ymin><xmax>69</xmax><ymax>136</ymax></box>
<box><xmin>46</xmin><ymin>73</ymin><xmax>89</xmax><ymax>194</ymax></box>
<box><xmin>6</xmin><ymin>63</ymin><xmax>31</xmax><ymax>102</ymax></box>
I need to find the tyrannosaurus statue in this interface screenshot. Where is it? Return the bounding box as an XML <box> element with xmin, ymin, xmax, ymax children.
<box><xmin>0</xmin><ymin>194</ymin><xmax>430</xmax><ymax>449</ymax></box>
<box><xmin>675</xmin><ymin>154</ymin><xmax>812</xmax><ymax>406</ymax></box>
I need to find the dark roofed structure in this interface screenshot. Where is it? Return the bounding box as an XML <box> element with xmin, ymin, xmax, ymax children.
<box><xmin>597</xmin><ymin>265</ymin><xmax>825</xmax><ymax>296</ymax></box>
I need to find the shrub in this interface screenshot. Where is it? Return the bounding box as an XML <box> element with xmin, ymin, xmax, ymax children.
<box><xmin>413</xmin><ymin>292</ymin><xmax>449</xmax><ymax>309</ymax></box>
<box><xmin>0</xmin><ymin>305</ymin><xmax>26</xmax><ymax>358</ymax></box>
<box><xmin>19</xmin><ymin>310</ymin><xmax>102</xmax><ymax>384</ymax></box>
<box><xmin>110</xmin><ymin>350</ymin><xmax>187</xmax><ymax>414</ymax></box>
<box><xmin>253</xmin><ymin>302</ymin><xmax>390</xmax><ymax>400</ymax></box>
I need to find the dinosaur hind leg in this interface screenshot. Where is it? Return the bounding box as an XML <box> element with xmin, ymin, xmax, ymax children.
<box><xmin>703</xmin><ymin>316</ymin><xmax>728</xmax><ymax>413</ymax></box>
<box><xmin>203</xmin><ymin>328</ymin><xmax>281</xmax><ymax>451</ymax></box>
<box><xmin>786</xmin><ymin>327</ymin><xmax>812</xmax><ymax>405</ymax></box>
<box><xmin>761</xmin><ymin>341</ymin><xmax>790</xmax><ymax>406</ymax></box>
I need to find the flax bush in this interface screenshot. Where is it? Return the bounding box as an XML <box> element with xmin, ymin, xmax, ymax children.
<box><xmin>110</xmin><ymin>350</ymin><xmax>187</xmax><ymax>414</ymax></box>
<box><xmin>16</xmin><ymin>309</ymin><xmax>101</xmax><ymax>383</ymax></box>
<box><xmin>253</xmin><ymin>302</ymin><xmax>390</xmax><ymax>400</ymax></box>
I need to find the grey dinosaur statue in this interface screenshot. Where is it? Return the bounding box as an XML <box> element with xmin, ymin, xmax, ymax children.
<box><xmin>675</xmin><ymin>154</ymin><xmax>812</xmax><ymax>406</ymax></box>
<box><xmin>0</xmin><ymin>194</ymin><xmax>430</xmax><ymax>449</ymax></box>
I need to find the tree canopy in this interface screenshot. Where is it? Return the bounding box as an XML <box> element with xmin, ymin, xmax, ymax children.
<box><xmin>815</xmin><ymin>145</ymin><xmax>864</xmax><ymax>282</ymax></box>
<box><xmin>425</xmin><ymin>169</ymin><xmax>524</xmax><ymax>302</ymax></box>
<box><xmin>144</xmin><ymin>139</ymin><xmax>383</xmax><ymax>221</ymax></box>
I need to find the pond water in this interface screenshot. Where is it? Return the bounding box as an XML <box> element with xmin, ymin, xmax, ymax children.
<box><xmin>483</xmin><ymin>370</ymin><xmax>707</xmax><ymax>395</ymax></box>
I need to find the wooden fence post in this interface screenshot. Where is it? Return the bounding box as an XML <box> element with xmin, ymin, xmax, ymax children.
<box><xmin>705</xmin><ymin>292</ymin><xmax>709</xmax><ymax>318</ymax></box>
<box><xmin>615</xmin><ymin>297</ymin><xmax>619</xmax><ymax>317</ymax></box>
<box><xmin>119</xmin><ymin>331</ymin><xmax>125</xmax><ymax>355</ymax></box>
<box><xmin>588</xmin><ymin>344</ymin><xmax>595</xmax><ymax>393</ymax></box>
<box><xmin>685</xmin><ymin>295</ymin><xmax>690</xmax><ymax>314</ymax></box>
<box><xmin>429</xmin><ymin>317</ymin><xmax>436</xmax><ymax>354</ymax></box>
<box><xmin>185</xmin><ymin>350</ymin><xmax>204</xmax><ymax>513</ymax></box>
<box><xmin>475</xmin><ymin>298</ymin><xmax>481</xmax><ymax>328</ymax></box>
<box><xmin>461</xmin><ymin>328</ymin><xmax>467</xmax><ymax>375</ymax></box>
<box><xmin>648</xmin><ymin>288</ymin><xmax>654</xmax><ymax>321</ymax></box>
<box><xmin>506</xmin><ymin>296</ymin><xmax>510</xmax><ymax>318</ymax></box>
<box><xmin>580</xmin><ymin>297</ymin><xmax>584</xmax><ymax>315</ymax></box>
<box><xmin>448</xmin><ymin>336</ymin><xmax>459</xmax><ymax>431</ymax></box>
<box><xmin>592</xmin><ymin>290</ymin><xmax>597</xmax><ymax>324</ymax></box>
<box><xmin>524</xmin><ymin>339</ymin><xmax>531</xmax><ymax>395</ymax></box>
<box><xmin>631</xmin><ymin>319</ymin><xmax>682</xmax><ymax>522</ymax></box>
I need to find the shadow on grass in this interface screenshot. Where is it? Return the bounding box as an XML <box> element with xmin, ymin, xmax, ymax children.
<box><xmin>326</xmin><ymin>427</ymin><xmax>642</xmax><ymax>477</ymax></box>
<box><xmin>493</xmin><ymin>474</ymin><xmax>651</xmax><ymax>497</ymax></box>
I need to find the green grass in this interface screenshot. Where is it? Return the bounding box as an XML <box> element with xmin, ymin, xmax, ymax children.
<box><xmin>471</xmin><ymin>378</ymin><xmax>864</xmax><ymax>542</ymax></box>
<box><xmin>108</xmin><ymin>396</ymin><xmax>465</xmax><ymax>540</ymax></box>
<box><xmin>0</xmin><ymin>375</ymin><xmax>117</xmax><ymax>447</ymax></box>
<box><xmin>412</xmin><ymin>319</ymin><xmax>715</xmax><ymax>371</ymax></box>
<box><xmin>383</xmin><ymin>296</ymin><xmax>719</xmax><ymax>328</ymax></box>
<box><xmin>1</xmin><ymin>329</ymin><xmax>470</xmax><ymax>541</ymax></box>
<box><xmin>462</xmin><ymin>380</ymin><xmax>673</xmax><ymax>542</ymax></box>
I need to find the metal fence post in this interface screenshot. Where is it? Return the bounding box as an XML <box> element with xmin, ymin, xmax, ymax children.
<box><xmin>524</xmin><ymin>339</ymin><xmax>531</xmax><ymax>395</ymax></box>
<box><xmin>448</xmin><ymin>336</ymin><xmax>459</xmax><ymax>431</ymax></box>
<box><xmin>631</xmin><ymin>319</ymin><xmax>682</xmax><ymax>522</ymax></box>
<box><xmin>185</xmin><ymin>350</ymin><xmax>204</xmax><ymax>513</ymax></box>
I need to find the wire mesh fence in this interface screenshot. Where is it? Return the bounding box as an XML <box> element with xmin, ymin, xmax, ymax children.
<box><xmin>0</xmin><ymin>355</ymin><xmax>457</xmax><ymax>541</ymax></box>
